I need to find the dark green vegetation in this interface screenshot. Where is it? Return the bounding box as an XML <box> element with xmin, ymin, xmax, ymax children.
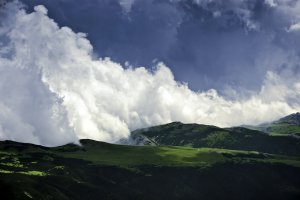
<box><xmin>1</xmin><ymin>113</ymin><xmax>300</xmax><ymax>199</ymax></box>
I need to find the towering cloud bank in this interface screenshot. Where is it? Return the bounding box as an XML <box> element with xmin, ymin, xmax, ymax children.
<box><xmin>0</xmin><ymin>1</ymin><xmax>299</xmax><ymax>146</ymax></box>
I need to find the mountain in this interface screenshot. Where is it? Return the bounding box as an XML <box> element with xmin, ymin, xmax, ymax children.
<box><xmin>1</xmin><ymin>113</ymin><xmax>300</xmax><ymax>199</ymax></box>
<box><xmin>244</xmin><ymin>113</ymin><xmax>300</xmax><ymax>136</ymax></box>
<box><xmin>277</xmin><ymin>112</ymin><xmax>300</xmax><ymax>125</ymax></box>
<box><xmin>131</xmin><ymin>122</ymin><xmax>300</xmax><ymax>156</ymax></box>
<box><xmin>1</xmin><ymin>139</ymin><xmax>300</xmax><ymax>200</ymax></box>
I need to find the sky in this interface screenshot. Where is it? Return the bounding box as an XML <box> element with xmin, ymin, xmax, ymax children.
<box><xmin>19</xmin><ymin>0</ymin><xmax>300</xmax><ymax>92</ymax></box>
<box><xmin>0</xmin><ymin>0</ymin><xmax>299</xmax><ymax>146</ymax></box>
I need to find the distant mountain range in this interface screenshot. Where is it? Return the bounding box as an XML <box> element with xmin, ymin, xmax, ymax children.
<box><xmin>243</xmin><ymin>112</ymin><xmax>300</xmax><ymax>136</ymax></box>
<box><xmin>1</xmin><ymin>113</ymin><xmax>300</xmax><ymax>199</ymax></box>
<box><xmin>277</xmin><ymin>112</ymin><xmax>300</xmax><ymax>125</ymax></box>
<box><xmin>131</xmin><ymin>113</ymin><xmax>300</xmax><ymax>156</ymax></box>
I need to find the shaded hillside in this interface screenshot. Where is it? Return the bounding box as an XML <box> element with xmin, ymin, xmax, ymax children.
<box><xmin>131</xmin><ymin>122</ymin><xmax>300</xmax><ymax>156</ymax></box>
<box><xmin>1</xmin><ymin>140</ymin><xmax>300</xmax><ymax>200</ymax></box>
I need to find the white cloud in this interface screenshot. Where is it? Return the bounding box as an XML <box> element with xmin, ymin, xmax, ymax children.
<box><xmin>184</xmin><ymin>0</ymin><xmax>260</xmax><ymax>30</ymax></box>
<box><xmin>119</xmin><ymin>0</ymin><xmax>136</xmax><ymax>12</ymax></box>
<box><xmin>265</xmin><ymin>0</ymin><xmax>277</xmax><ymax>7</ymax></box>
<box><xmin>288</xmin><ymin>22</ymin><xmax>300</xmax><ymax>32</ymax></box>
<box><xmin>0</xmin><ymin>1</ymin><xmax>299</xmax><ymax>146</ymax></box>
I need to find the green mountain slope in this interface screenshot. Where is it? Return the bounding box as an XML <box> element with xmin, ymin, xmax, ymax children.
<box><xmin>132</xmin><ymin>122</ymin><xmax>300</xmax><ymax>156</ymax></box>
<box><xmin>278</xmin><ymin>112</ymin><xmax>300</xmax><ymax>125</ymax></box>
<box><xmin>1</xmin><ymin>140</ymin><xmax>300</xmax><ymax>200</ymax></box>
<box><xmin>244</xmin><ymin>113</ymin><xmax>300</xmax><ymax>136</ymax></box>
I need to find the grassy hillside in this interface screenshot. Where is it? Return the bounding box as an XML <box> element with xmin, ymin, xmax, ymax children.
<box><xmin>1</xmin><ymin>139</ymin><xmax>300</xmax><ymax>199</ymax></box>
<box><xmin>132</xmin><ymin>122</ymin><xmax>300</xmax><ymax>156</ymax></box>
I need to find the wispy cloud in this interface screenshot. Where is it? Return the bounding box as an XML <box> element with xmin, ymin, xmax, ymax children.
<box><xmin>119</xmin><ymin>0</ymin><xmax>135</xmax><ymax>12</ymax></box>
<box><xmin>288</xmin><ymin>22</ymin><xmax>300</xmax><ymax>32</ymax></box>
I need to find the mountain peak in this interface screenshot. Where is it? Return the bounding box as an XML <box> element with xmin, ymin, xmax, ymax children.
<box><xmin>277</xmin><ymin>112</ymin><xmax>300</xmax><ymax>125</ymax></box>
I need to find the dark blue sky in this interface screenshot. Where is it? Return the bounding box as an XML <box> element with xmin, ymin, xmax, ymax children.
<box><xmin>20</xmin><ymin>0</ymin><xmax>300</xmax><ymax>93</ymax></box>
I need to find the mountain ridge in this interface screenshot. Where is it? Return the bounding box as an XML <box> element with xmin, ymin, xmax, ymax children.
<box><xmin>130</xmin><ymin>113</ymin><xmax>300</xmax><ymax>156</ymax></box>
<box><xmin>276</xmin><ymin>112</ymin><xmax>300</xmax><ymax>125</ymax></box>
<box><xmin>242</xmin><ymin>112</ymin><xmax>300</xmax><ymax>136</ymax></box>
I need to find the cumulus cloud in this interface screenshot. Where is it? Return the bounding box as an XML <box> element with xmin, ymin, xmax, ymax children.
<box><xmin>0</xmin><ymin>1</ymin><xmax>299</xmax><ymax>146</ymax></box>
